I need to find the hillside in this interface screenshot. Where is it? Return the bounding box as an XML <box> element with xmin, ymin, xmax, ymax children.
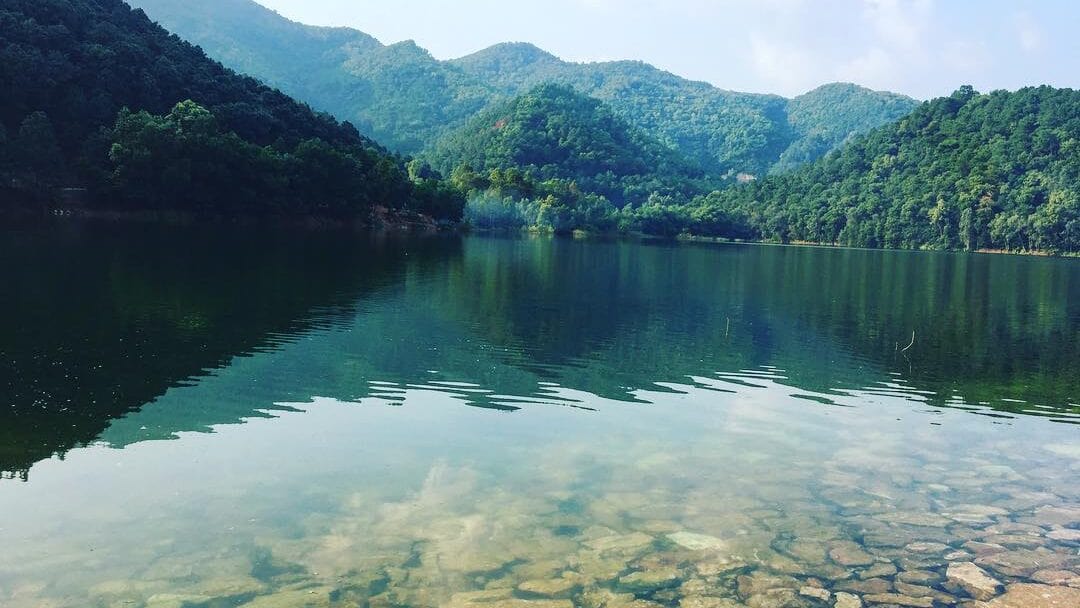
<box><xmin>689</xmin><ymin>86</ymin><xmax>1080</xmax><ymax>252</ymax></box>
<box><xmin>0</xmin><ymin>0</ymin><xmax>460</xmax><ymax>218</ymax></box>
<box><xmin>128</xmin><ymin>0</ymin><xmax>918</xmax><ymax>175</ymax></box>
<box><xmin>452</xmin><ymin>45</ymin><xmax>919</xmax><ymax>177</ymax></box>
<box><xmin>130</xmin><ymin>0</ymin><xmax>493</xmax><ymax>152</ymax></box>
<box><xmin>426</xmin><ymin>84</ymin><xmax>707</xmax><ymax>205</ymax></box>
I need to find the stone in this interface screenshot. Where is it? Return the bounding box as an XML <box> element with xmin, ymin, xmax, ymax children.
<box><xmin>833</xmin><ymin>592</ymin><xmax>862</xmax><ymax>608</ymax></box>
<box><xmin>800</xmin><ymin>586</ymin><xmax>831</xmax><ymax>601</ymax></box>
<box><xmin>834</xmin><ymin>579</ymin><xmax>891</xmax><ymax>595</ymax></box>
<box><xmin>580</xmin><ymin>588</ymin><xmax>636</xmax><ymax>608</ymax></box>
<box><xmin>962</xmin><ymin>541</ymin><xmax>1006</xmax><ymax>557</ymax></box>
<box><xmin>979</xmin><ymin>534</ymin><xmax>1046</xmax><ymax>549</ymax></box>
<box><xmin>1027</xmin><ymin>506</ymin><xmax>1080</xmax><ymax>527</ymax></box>
<box><xmin>679</xmin><ymin>598</ymin><xmax>746</xmax><ymax>608</ymax></box>
<box><xmin>896</xmin><ymin>571</ymin><xmax>939</xmax><ymax>586</ymax></box>
<box><xmin>695</xmin><ymin>555</ymin><xmax>748</xmax><ymax>577</ymax></box>
<box><xmin>616</xmin><ymin>568</ymin><xmax>682</xmax><ymax>593</ymax></box>
<box><xmin>858</xmin><ymin>563</ymin><xmax>897</xmax><ymax>580</ymax></box>
<box><xmin>942</xmin><ymin>505</ymin><xmax>1010</xmax><ymax>524</ymax></box>
<box><xmin>743</xmin><ymin>588</ymin><xmax>800</xmax><ymax>608</ymax></box>
<box><xmin>446</xmin><ymin>589</ymin><xmax>515</xmax><ymax>608</ymax></box>
<box><xmin>196</xmin><ymin>576</ymin><xmax>268</xmax><ymax>600</ymax></box>
<box><xmin>947</xmin><ymin>562</ymin><xmax>1003</xmax><ymax>601</ymax></box>
<box><xmin>1046</xmin><ymin>529</ymin><xmax>1080</xmax><ymax>542</ymax></box>
<box><xmin>975</xmin><ymin>549</ymin><xmax>1068</xmax><ymax>578</ymax></box>
<box><xmin>668</xmin><ymin>532</ymin><xmax>728</xmax><ymax>552</ymax></box>
<box><xmin>892</xmin><ymin>582</ymin><xmax>955</xmax><ymax>605</ymax></box>
<box><xmin>861</xmin><ymin>593</ymin><xmax>933</xmax><ymax>607</ymax></box>
<box><xmin>237</xmin><ymin>588</ymin><xmax>332</xmax><ymax>608</ymax></box>
<box><xmin>985</xmin><ymin>583</ymin><xmax>1080</xmax><ymax>607</ymax></box>
<box><xmin>585</xmin><ymin>533</ymin><xmax>655</xmax><ymax>555</ymax></box>
<box><xmin>903</xmin><ymin>542</ymin><xmax>948</xmax><ymax>554</ymax></box>
<box><xmin>877</xmin><ymin>512</ymin><xmax>952</xmax><ymax>528</ymax></box>
<box><xmin>736</xmin><ymin>572</ymin><xmax>799</xmax><ymax>597</ymax></box>
<box><xmin>1031</xmin><ymin>570</ymin><xmax>1080</xmax><ymax>587</ymax></box>
<box><xmin>828</xmin><ymin>542</ymin><xmax>875</xmax><ymax>567</ymax></box>
<box><xmin>518</xmin><ymin>578</ymin><xmax>579</xmax><ymax>598</ymax></box>
<box><xmin>146</xmin><ymin>594</ymin><xmax>213</xmax><ymax>608</ymax></box>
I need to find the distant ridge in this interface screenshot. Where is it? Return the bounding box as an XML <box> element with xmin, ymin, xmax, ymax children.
<box><xmin>128</xmin><ymin>0</ymin><xmax>918</xmax><ymax>176</ymax></box>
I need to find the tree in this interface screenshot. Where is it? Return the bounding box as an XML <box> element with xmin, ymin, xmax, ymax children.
<box><xmin>13</xmin><ymin>112</ymin><xmax>65</xmax><ymax>200</ymax></box>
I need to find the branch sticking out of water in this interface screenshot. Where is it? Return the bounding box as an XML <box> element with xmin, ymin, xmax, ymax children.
<box><xmin>901</xmin><ymin>330</ymin><xmax>916</xmax><ymax>352</ymax></box>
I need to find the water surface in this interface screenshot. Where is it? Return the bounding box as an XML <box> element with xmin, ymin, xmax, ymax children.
<box><xmin>1</xmin><ymin>226</ymin><xmax>1077</xmax><ymax>607</ymax></box>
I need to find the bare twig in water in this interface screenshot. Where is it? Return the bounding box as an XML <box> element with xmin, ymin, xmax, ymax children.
<box><xmin>901</xmin><ymin>330</ymin><xmax>916</xmax><ymax>352</ymax></box>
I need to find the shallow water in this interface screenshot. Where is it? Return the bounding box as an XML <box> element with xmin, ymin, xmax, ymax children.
<box><xmin>0</xmin><ymin>226</ymin><xmax>1078</xmax><ymax>608</ymax></box>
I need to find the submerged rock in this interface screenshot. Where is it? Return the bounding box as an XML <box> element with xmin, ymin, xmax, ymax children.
<box><xmin>585</xmin><ymin>533</ymin><xmax>655</xmax><ymax>555</ymax></box>
<box><xmin>1031</xmin><ymin>569</ymin><xmax>1080</xmax><ymax>587</ymax></box>
<box><xmin>616</xmin><ymin>568</ymin><xmax>682</xmax><ymax>593</ymax></box>
<box><xmin>827</xmin><ymin>542</ymin><xmax>875</xmax><ymax>567</ymax></box>
<box><xmin>668</xmin><ymin>532</ymin><xmax>727</xmax><ymax>552</ymax></box>
<box><xmin>517</xmin><ymin>577</ymin><xmax>580</xmax><ymax>598</ymax></box>
<box><xmin>860</xmin><ymin>593</ymin><xmax>932</xmax><ymax>607</ymax></box>
<box><xmin>985</xmin><ymin>583</ymin><xmax>1080</xmax><ymax>607</ymax></box>
<box><xmin>833</xmin><ymin>592</ymin><xmax>862</xmax><ymax>608</ymax></box>
<box><xmin>857</xmin><ymin>563</ymin><xmax>896</xmax><ymax>580</ymax></box>
<box><xmin>237</xmin><ymin>587</ymin><xmax>333</xmax><ymax>608</ymax></box>
<box><xmin>679</xmin><ymin>597</ymin><xmax>746</xmax><ymax>608</ymax></box>
<box><xmin>946</xmin><ymin>561</ymin><xmax>1003</xmax><ymax>600</ymax></box>
<box><xmin>798</xmin><ymin>586</ymin><xmax>830</xmax><ymax>601</ymax></box>
<box><xmin>1046</xmin><ymin>529</ymin><xmax>1080</xmax><ymax>542</ymax></box>
<box><xmin>975</xmin><ymin>549</ymin><xmax>1069</xmax><ymax>578</ymax></box>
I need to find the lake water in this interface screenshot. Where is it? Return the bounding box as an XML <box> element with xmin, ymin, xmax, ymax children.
<box><xmin>1</xmin><ymin>225</ymin><xmax>1078</xmax><ymax>608</ymax></box>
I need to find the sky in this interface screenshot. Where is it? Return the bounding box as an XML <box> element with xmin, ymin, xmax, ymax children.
<box><xmin>252</xmin><ymin>0</ymin><xmax>1078</xmax><ymax>100</ymax></box>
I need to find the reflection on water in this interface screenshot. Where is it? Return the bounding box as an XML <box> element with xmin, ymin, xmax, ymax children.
<box><xmin>0</xmin><ymin>226</ymin><xmax>1077</xmax><ymax>607</ymax></box>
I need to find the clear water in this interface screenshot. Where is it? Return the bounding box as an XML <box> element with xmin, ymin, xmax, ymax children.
<box><xmin>0</xmin><ymin>225</ymin><xmax>1077</xmax><ymax>607</ymax></box>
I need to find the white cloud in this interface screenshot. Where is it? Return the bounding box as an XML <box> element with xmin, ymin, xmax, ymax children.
<box><xmin>1014</xmin><ymin>11</ymin><xmax>1044</xmax><ymax>53</ymax></box>
<box><xmin>749</xmin><ymin>33</ymin><xmax>820</xmax><ymax>95</ymax></box>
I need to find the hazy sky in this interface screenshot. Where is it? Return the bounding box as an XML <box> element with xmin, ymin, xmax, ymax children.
<box><xmin>254</xmin><ymin>0</ymin><xmax>1078</xmax><ymax>100</ymax></box>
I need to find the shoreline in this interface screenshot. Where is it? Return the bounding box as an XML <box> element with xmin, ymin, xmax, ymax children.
<box><xmin>8</xmin><ymin>208</ymin><xmax>1078</xmax><ymax>258</ymax></box>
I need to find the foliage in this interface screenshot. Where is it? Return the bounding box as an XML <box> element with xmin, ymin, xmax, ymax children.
<box><xmin>128</xmin><ymin>0</ymin><xmax>916</xmax><ymax>174</ymax></box>
<box><xmin>688</xmin><ymin>87</ymin><xmax>1080</xmax><ymax>253</ymax></box>
<box><xmin>0</xmin><ymin>0</ymin><xmax>459</xmax><ymax>218</ymax></box>
<box><xmin>428</xmin><ymin>84</ymin><xmax>712</xmax><ymax>207</ymax></box>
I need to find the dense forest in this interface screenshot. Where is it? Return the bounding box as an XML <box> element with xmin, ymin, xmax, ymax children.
<box><xmin>128</xmin><ymin>0</ymin><xmax>917</xmax><ymax>176</ymax></box>
<box><xmin>693</xmin><ymin>86</ymin><xmax>1080</xmax><ymax>252</ymax></box>
<box><xmin>0</xmin><ymin>0</ymin><xmax>461</xmax><ymax>219</ymax></box>
<box><xmin>427</xmin><ymin>85</ymin><xmax>1080</xmax><ymax>252</ymax></box>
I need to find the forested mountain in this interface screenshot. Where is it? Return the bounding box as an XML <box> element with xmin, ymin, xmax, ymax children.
<box><xmin>0</xmin><ymin>0</ymin><xmax>460</xmax><ymax>218</ymax></box>
<box><xmin>130</xmin><ymin>0</ymin><xmax>493</xmax><ymax>152</ymax></box>
<box><xmin>128</xmin><ymin>0</ymin><xmax>917</xmax><ymax>176</ymax></box>
<box><xmin>427</xmin><ymin>85</ymin><xmax>709</xmax><ymax>205</ymax></box>
<box><xmin>686</xmin><ymin>86</ymin><xmax>1080</xmax><ymax>252</ymax></box>
<box><xmin>427</xmin><ymin>86</ymin><xmax>1080</xmax><ymax>253</ymax></box>
<box><xmin>452</xmin><ymin>45</ymin><xmax>918</xmax><ymax>177</ymax></box>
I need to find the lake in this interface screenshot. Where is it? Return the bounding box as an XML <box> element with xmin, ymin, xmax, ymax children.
<box><xmin>0</xmin><ymin>224</ymin><xmax>1078</xmax><ymax>608</ymax></box>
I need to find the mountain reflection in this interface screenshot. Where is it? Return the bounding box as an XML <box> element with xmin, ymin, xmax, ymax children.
<box><xmin>3</xmin><ymin>229</ymin><xmax>1078</xmax><ymax>480</ymax></box>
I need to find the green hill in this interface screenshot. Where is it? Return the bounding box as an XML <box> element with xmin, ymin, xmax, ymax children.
<box><xmin>689</xmin><ymin>86</ymin><xmax>1080</xmax><ymax>253</ymax></box>
<box><xmin>0</xmin><ymin>0</ymin><xmax>464</xmax><ymax>219</ymax></box>
<box><xmin>452</xmin><ymin>46</ymin><xmax>918</xmax><ymax>177</ymax></box>
<box><xmin>129</xmin><ymin>0</ymin><xmax>493</xmax><ymax>152</ymax></box>
<box><xmin>426</xmin><ymin>84</ymin><xmax>707</xmax><ymax>204</ymax></box>
<box><xmin>128</xmin><ymin>0</ymin><xmax>918</xmax><ymax>176</ymax></box>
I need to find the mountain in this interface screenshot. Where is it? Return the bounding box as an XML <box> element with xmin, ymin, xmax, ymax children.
<box><xmin>689</xmin><ymin>86</ymin><xmax>1080</xmax><ymax>252</ymax></box>
<box><xmin>452</xmin><ymin>46</ymin><xmax>919</xmax><ymax>177</ymax></box>
<box><xmin>127</xmin><ymin>0</ymin><xmax>918</xmax><ymax>176</ymax></box>
<box><xmin>129</xmin><ymin>0</ymin><xmax>493</xmax><ymax>152</ymax></box>
<box><xmin>0</xmin><ymin>0</ymin><xmax>460</xmax><ymax>218</ymax></box>
<box><xmin>776</xmin><ymin>83</ymin><xmax>923</xmax><ymax>173</ymax></box>
<box><xmin>426</xmin><ymin>84</ymin><xmax>708</xmax><ymax>206</ymax></box>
